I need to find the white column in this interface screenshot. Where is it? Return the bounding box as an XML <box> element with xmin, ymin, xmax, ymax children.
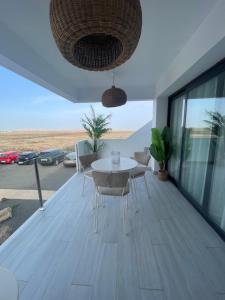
<box><xmin>153</xmin><ymin>96</ymin><xmax>168</xmax><ymax>129</ymax></box>
<box><xmin>151</xmin><ymin>96</ymin><xmax>168</xmax><ymax>172</ymax></box>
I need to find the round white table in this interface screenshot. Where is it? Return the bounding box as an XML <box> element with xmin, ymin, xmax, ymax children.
<box><xmin>0</xmin><ymin>267</ymin><xmax>18</xmax><ymax>300</ymax></box>
<box><xmin>91</xmin><ymin>157</ymin><xmax>137</xmax><ymax>172</ymax></box>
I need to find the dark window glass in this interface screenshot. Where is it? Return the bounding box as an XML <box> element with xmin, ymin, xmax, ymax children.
<box><xmin>169</xmin><ymin>68</ymin><xmax>225</xmax><ymax>237</ymax></box>
<box><xmin>181</xmin><ymin>77</ymin><xmax>218</xmax><ymax>204</ymax></box>
<box><xmin>207</xmin><ymin>75</ymin><xmax>225</xmax><ymax>229</ymax></box>
<box><xmin>168</xmin><ymin>94</ymin><xmax>185</xmax><ymax>181</ymax></box>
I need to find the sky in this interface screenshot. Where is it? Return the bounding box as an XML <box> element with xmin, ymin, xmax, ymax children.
<box><xmin>186</xmin><ymin>98</ymin><xmax>225</xmax><ymax>128</ymax></box>
<box><xmin>0</xmin><ymin>67</ymin><xmax>153</xmax><ymax>131</ymax></box>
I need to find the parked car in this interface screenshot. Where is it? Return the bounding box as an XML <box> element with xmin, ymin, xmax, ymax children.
<box><xmin>0</xmin><ymin>151</ymin><xmax>19</xmax><ymax>164</ymax></box>
<box><xmin>63</xmin><ymin>152</ymin><xmax>76</xmax><ymax>167</ymax></box>
<box><xmin>17</xmin><ymin>151</ymin><xmax>39</xmax><ymax>165</ymax></box>
<box><xmin>38</xmin><ymin>149</ymin><xmax>65</xmax><ymax>166</ymax></box>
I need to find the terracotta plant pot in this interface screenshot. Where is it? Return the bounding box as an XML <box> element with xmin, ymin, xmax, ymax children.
<box><xmin>157</xmin><ymin>170</ymin><xmax>168</xmax><ymax>181</ymax></box>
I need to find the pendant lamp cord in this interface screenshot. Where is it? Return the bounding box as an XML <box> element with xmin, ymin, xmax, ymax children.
<box><xmin>112</xmin><ymin>71</ymin><xmax>115</xmax><ymax>86</ymax></box>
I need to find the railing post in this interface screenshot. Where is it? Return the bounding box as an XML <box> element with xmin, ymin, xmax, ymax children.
<box><xmin>34</xmin><ymin>158</ymin><xmax>45</xmax><ymax>211</ymax></box>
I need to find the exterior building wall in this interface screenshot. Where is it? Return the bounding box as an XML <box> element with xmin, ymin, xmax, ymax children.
<box><xmin>156</xmin><ymin>0</ymin><xmax>225</xmax><ymax>98</ymax></box>
<box><xmin>151</xmin><ymin>96</ymin><xmax>168</xmax><ymax>171</ymax></box>
<box><xmin>98</xmin><ymin>121</ymin><xmax>152</xmax><ymax>159</ymax></box>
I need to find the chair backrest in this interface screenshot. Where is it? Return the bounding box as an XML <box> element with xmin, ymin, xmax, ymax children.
<box><xmin>79</xmin><ymin>153</ymin><xmax>98</xmax><ymax>169</ymax></box>
<box><xmin>134</xmin><ymin>151</ymin><xmax>151</xmax><ymax>166</ymax></box>
<box><xmin>92</xmin><ymin>171</ymin><xmax>129</xmax><ymax>188</ymax></box>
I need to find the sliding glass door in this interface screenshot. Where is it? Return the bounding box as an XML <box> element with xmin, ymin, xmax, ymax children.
<box><xmin>168</xmin><ymin>64</ymin><xmax>225</xmax><ymax>238</ymax></box>
<box><xmin>207</xmin><ymin>78</ymin><xmax>225</xmax><ymax>230</ymax></box>
<box><xmin>181</xmin><ymin>77</ymin><xmax>218</xmax><ymax>205</ymax></box>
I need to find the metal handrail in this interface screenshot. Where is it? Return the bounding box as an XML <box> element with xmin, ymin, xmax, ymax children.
<box><xmin>16</xmin><ymin>156</ymin><xmax>45</xmax><ymax>210</ymax></box>
<box><xmin>16</xmin><ymin>151</ymin><xmax>71</xmax><ymax>210</ymax></box>
<box><xmin>34</xmin><ymin>158</ymin><xmax>44</xmax><ymax>211</ymax></box>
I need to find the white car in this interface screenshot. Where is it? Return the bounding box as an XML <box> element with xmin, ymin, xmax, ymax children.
<box><xmin>63</xmin><ymin>152</ymin><xmax>76</xmax><ymax>167</ymax></box>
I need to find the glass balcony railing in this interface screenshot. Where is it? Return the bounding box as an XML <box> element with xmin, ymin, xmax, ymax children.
<box><xmin>0</xmin><ymin>153</ymin><xmax>76</xmax><ymax>245</ymax></box>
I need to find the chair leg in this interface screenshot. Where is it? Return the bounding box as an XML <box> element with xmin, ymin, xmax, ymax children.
<box><xmin>131</xmin><ymin>178</ymin><xmax>139</xmax><ymax>213</ymax></box>
<box><xmin>82</xmin><ymin>175</ymin><xmax>86</xmax><ymax>196</ymax></box>
<box><xmin>123</xmin><ymin>194</ymin><xmax>129</xmax><ymax>235</ymax></box>
<box><xmin>93</xmin><ymin>189</ymin><xmax>97</xmax><ymax>210</ymax></box>
<box><xmin>123</xmin><ymin>196</ymin><xmax>126</xmax><ymax>235</ymax></box>
<box><xmin>94</xmin><ymin>193</ymin><xmax>98</xmax><ymax>233</ymax></box>
<box><xmin>134</xmin><ymin>178</ymin><xmax>138</xmax><ymax>196</ymax></box>
<box><xmin>144</xmin><ymin>174</ymin><xmax>150</xmax><ymax>199</ymax></box>
<box><xmin>126</xmin><ymin>193</ymin><xmax>128</xmax><ymax>210</ymax></box>
<box><xmin>131</xmin><ymin>178</ymin><xmax>137</xmax><ymax>200</ymax></box>
<box><xmin>101</xmin><ymin>195</ymin><xmax>105</xmax><ymax>208</ymax></box>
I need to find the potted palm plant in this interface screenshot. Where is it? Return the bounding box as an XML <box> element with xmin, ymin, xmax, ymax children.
<box><xmin>81</xmin><ymin>106</ymin><xmax>111</xmax><ymax>153</ymax></box>
<box><xmin>150</xmin><ymin>126</ymin><xmax>172</xmax><ymax>181</ymax></box>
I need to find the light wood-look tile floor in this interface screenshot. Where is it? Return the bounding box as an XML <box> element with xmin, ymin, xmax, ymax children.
<box><xmin>0</xmin><ymin>172</ymin><xmax>225</xmax><ymax>300</ymax></box>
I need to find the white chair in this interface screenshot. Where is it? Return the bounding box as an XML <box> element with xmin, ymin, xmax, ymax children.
<box><xmin>79</xmin><ymin>153</ymin><xmax>98</xmax><ymax>195</ymax></box>
<box><xmin>92</xmin><ymin>171</ymin><xmax>131</xmax><ymax>234</ymax></box>
<box><xmin>130</xmin><ymin>151</ymin><xmax>151</xmax><ymax>199</ymax></box>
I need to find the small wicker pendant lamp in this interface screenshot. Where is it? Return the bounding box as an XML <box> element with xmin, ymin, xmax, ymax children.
<box><xmin>49</xmin><ymin>0</ymin><xmax>142</xmax><ymax>71</ymax></box>
<box><xmin>102</xmin><ymin>72</ymin><xmax>127</xmax><ymax>107</ymax></box>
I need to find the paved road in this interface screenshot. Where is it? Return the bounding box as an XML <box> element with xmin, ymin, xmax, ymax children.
<box><xmin>0</xmin><ymin>163</ymin><xmax>76</xmax><ymax>191</ymax></box>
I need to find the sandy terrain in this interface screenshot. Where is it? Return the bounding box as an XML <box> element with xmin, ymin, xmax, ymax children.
<box><xmin>0</xmin><ymin>130</ymin><xmax>133</xmax><ymax>152</ymax></box>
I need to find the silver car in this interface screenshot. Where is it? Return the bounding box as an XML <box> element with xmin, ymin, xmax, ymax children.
<box><xmin>63</xmin><ymin>152</ymin><xmax>76</xmax><ymax>167</ymax></box>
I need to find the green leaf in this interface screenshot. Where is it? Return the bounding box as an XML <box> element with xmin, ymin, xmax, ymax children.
<box><xmin>151</xmin><ymin>128</ymin><xmax>165</xmax><ymax>156</ymax></box>
<box><xmin>150</xmin><ymin>126</ymin><xmax>173</xmax><ymax>169</ymax></box>
<box><xmin>161</xmin><ymin>126</ymin><xmax>171</xmax><ymax>144</ymax></box>
<box><xmin>81</xmin><ymin>105</ymin><xmax>112</xmax><ymax>153</ymax></box>
<box><xmin>150</xmin><ymin>144</ymin><xmax>163</xmax><ymax>162</ymax></box>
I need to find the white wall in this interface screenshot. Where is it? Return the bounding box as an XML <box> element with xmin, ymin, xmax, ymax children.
<box><xmin>156</xmin><ymin>0</ymin><xmax>225</xmax><ymax>98</ymax></box>
<box><xmin>152</xmin><ymin>96</ymin><xmax>168</xmax><ymax>129</ymax></box>
<box><xmin>151</xmin><ymin>96</ymin><xmax>168</xmax><ymax>171</ymax></box>
<box><xmin>99</xmin><ymin>121</ymin><xmax>152</xmax><ymax>158</ymax></box>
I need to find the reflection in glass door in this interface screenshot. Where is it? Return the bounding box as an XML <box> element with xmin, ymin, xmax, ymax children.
<box><xmin>181</xmin><ymin>77</ymin><xmax>218</xmax><ymax>205</ymax></box>
<box><xmin>207</xmin><ymin>85</ymin><xmax>225</xmax><ymax>230</ymax></box>
<box><xmin>169</xmin><ymin>67</ymin><xmax>225</xmax><ymax>237</ymax></box>
<box><xmin>168</xmin><ymin>95</ymin><xmax>184</xmax><ymax>181</ymax></box>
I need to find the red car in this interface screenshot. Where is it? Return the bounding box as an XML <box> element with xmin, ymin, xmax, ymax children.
<box><xmin>0</xmin><ymin>151</ymin><xmax>19</xmax><ymax>164</ymax></box>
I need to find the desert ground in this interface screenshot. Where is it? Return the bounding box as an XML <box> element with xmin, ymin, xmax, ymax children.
<box><xmin>0</xmin><ymin>130</ymin><xmax>133</xmax><ymax>152</ymax></box>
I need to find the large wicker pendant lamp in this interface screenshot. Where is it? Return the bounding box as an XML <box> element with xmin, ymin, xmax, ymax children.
<box><xmin>49</xmin><ymin>0</ymin><xmax>142</xmax><ymax>71</ymax></box>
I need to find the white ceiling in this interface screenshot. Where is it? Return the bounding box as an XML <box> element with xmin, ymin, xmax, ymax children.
<box><xmin>0</xmin><ymin>0</ymin><xmax>219</xmax><ymax>102</ymax></box>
